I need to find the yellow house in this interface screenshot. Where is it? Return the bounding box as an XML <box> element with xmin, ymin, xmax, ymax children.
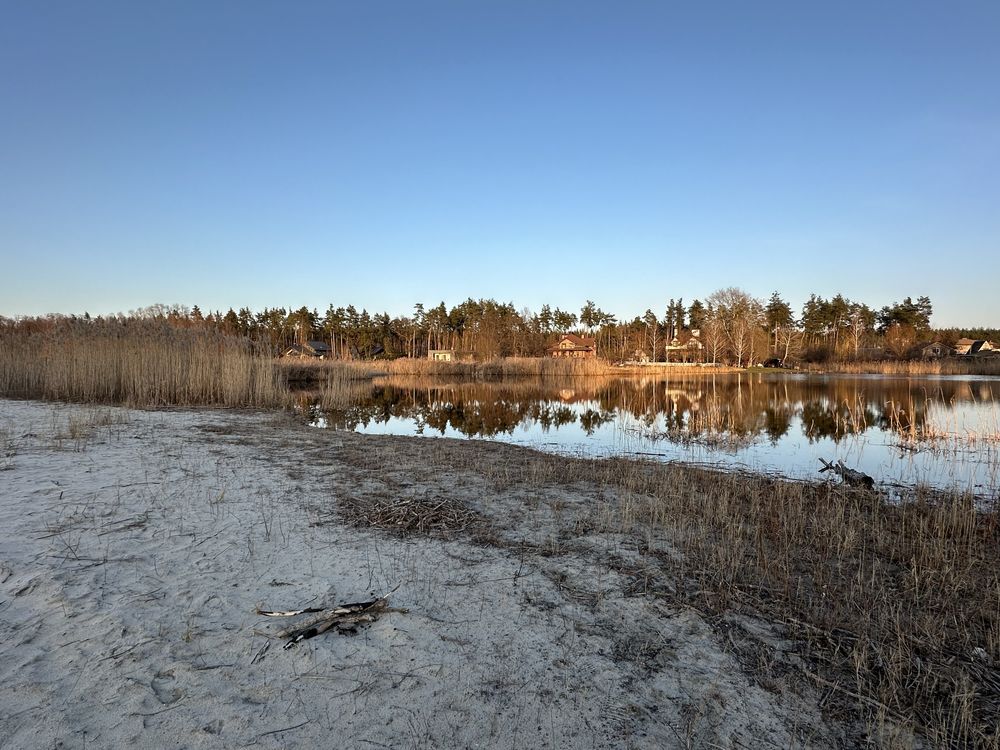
<box><xmin>547</xmin><ymin>334</ymin><xmax>597</xmax><ymax>358</ymax></box>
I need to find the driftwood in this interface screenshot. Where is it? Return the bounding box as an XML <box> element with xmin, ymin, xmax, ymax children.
<box><xmin>257</xmin><ymin>594</ymin><xmax>393</xmax><ymax>648</ymax></box>
<box><xmin>818</xmin><ymin>458</ymin><xmax>875</xmax><ymax>489</ymax></box>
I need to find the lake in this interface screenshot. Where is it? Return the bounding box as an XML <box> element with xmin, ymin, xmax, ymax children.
<box><xmin>301</xmin><ymin>372</ymin><xmax>1000</xmax><ymax>500</ymax></box>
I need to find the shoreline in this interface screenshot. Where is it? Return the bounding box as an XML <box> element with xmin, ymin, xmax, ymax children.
<box><xmin>1</xmin><ymin>399</ymin><xmax>996</xmax><ymax>747</ymax></box>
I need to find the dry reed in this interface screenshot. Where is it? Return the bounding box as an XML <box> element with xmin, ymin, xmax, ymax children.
<box><xmin>0</xmin><ymin>320</ymin><xmax>284</xmax><ymax>407</ymax></box>
<box><xmin>277</xmin><ymin>356</ymin><xmax>625</xmax><ymax>380</ymax></box>
<box><xmin>384</xmin><ymin>356</ymin><xmax>621</xmax><ymax>378</ymax></box>
<box><xmin>805</xmin><ymin>358</ymin><xmax>1000</xmax><ymax>376</ymax></box>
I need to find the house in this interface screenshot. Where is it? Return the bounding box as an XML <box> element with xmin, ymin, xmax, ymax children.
<box><xmin>664</xmin><ymin>330</ymin><xmax>704</xmax><ymax>363</ymax></box>
<box><xmin>954</xmin><ymin>338</ymin><xmax>995</xmax><ymax>356</ymax></box>
<box><xmin>428</xmin><ymin>349</ymin><xmax>456</xmax><ymax>362</ymax></box>
<box><xmin>920</xmin><ymin>342</ymin><xmax>953</xmax><ymax>359</ymax></box>
<box><xmin>547</xmin><ymin>334</ymin><xmax>597</xmax><ymax>358</ymax></box>
<box><xmin>954</xmin><ymin>338</ymin><xmax>976</xmax><ymax>355</ymax></box>
<box><xmin>282</xmin><ymin>340</ymin><xmax>332</xmax><ymax>359</ymax></box>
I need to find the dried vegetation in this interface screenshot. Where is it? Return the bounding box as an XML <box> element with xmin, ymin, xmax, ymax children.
<box><xmin>357</xmin><ymin>439</ymin><xmax>1000</xmax><ymax>748</ymax></box>
<box><xmin>578</xmin><ymin>460</ymin><xmax>997</xmax><ymax>747</ymax></box>
<box><xmin>805</xmin><ymin>358</ymin><xmax>1000</xmax><ymax>376</ymax></box>
<box><xmin>277</xmin><ymin>355</ymin><xmax>625</xmax><ymax>382</ymax></box>
<box><xmin>337</xmin><ymin>493</ymin><xmax>485</xmax><ymax>536</ymax></box>
<box><xmin>0</xmin><ymin>319</ymin><xmax>283</xmax><ymax>407</ymax></box>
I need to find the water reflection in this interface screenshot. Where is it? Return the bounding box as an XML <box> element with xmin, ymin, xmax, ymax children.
<box><xmin>305</xmin><ymin>374</ymin><xmax>995</xmax><ymax>441</ymax></box>
<box><xmin>300</xmin><ymin>373</ymin><xmax>1000</xmax><ymax>496</ymax></box>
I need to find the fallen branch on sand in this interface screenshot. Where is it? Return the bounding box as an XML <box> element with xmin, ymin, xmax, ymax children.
<box><xmin>817</xmin><ymin>458</ymin><xmax>875</xmax><ymax>489</ymax></box>
<box><xmin>257</xmin><ymin>592</ymin><xmax>396</xmax><ymax>648</ymax></box>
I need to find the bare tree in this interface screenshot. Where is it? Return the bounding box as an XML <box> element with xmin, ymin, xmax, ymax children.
<box><xmin>848</xmin><ymin>303</ymin><xmax>874</xmax><ymax>359</ymax></box>
<box><xmin>777</xmin><ymin>325</ymin><xmax>801</xmax><ymax>362</ymax></box>
<box><xmin>643</xmin><ymin>310</ymin><xmax>659</xmax><ymax>361</ymax></box>
<box><xmin>706</xmin><ymin>287</ymin><xmax>764</xmax><ymax>367</ymax></box>
<box><xmin>702</xmin><ymin>303</ymin><xmax>726</xmax><ymax>365</ymax></box>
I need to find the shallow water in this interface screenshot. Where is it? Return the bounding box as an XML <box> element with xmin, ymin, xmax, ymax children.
<box><xmin>303</xmin><ymin>372</ymin><xmax>1000</xmax><ymax>499</ymax></box>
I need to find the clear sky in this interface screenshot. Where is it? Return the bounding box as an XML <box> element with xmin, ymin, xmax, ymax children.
<box><xmin>1</xmin><ymin>1</ymin><xmax>998</xmax><ymax>327</ymax></box>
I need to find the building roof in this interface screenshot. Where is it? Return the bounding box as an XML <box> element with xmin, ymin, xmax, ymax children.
<box><xmin>554</xmin><ymin>333</ymin><xmax>596</xmax><ymax>348</ymax></box>
<box><xmin>284</xmin><ymin>341</ymin><xmax>330</xmax><ymax>357</ymax></box>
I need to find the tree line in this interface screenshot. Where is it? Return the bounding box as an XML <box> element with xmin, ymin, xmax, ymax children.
<box><xmin>3</xmin><ymin>291</ymin><xmax>995</xmax><ymax>366</ymax></box>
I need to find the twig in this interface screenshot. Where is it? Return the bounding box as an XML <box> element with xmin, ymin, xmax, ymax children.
<box><xmin>256</xmin><ymin>719</ymin><xmax>310</xmax><ymax>739</ymax></box>
<box><xmin>130</xmin><ymin>698</ymin><xmax>187</xmax><ymax>717</ymax></box>
<box><xmin>99</xmin><ymin>638</ymin><xmax>155</xmax><ymax>662</ymax></box>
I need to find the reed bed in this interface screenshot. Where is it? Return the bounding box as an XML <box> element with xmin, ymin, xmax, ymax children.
<box><xmin>0</xmin><ymin>320</ymin><xmax>284</xmax><ymax>407</ymax></box>
<box><xmin>275</xmin><ymin>358</ymin><xmax>384</xmax><ymax>384</ymax></box>
<box><xmin>472</xmin><ymin>449</ymin><xmax>1000</xmax><ymax>747</ymax></box>
<box><xmin>377</xmin><ymin>356</ymin><xmax>623</xmax><ymax>378</ymax></box>
<box><xmin>272</xmin><ymin>355</ymin><xmax>627</xmax><ymax>386</ymax></box>
<box><xmin>806</xmin><ymin>358</ymin><xmax>1000</xmax><ymax>376</ymax></box>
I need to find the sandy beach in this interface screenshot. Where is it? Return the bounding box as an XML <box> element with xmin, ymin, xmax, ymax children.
<box><xmin>0</xmin><ymin>398</ymin><xmax>882</xmax><ymax>748</ymax></box>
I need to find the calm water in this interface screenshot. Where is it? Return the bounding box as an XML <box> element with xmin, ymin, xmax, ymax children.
<box><xmin>303</xmin><ymin>373</ymin><xmax>1000</xmax><ymax>499</ymax></box>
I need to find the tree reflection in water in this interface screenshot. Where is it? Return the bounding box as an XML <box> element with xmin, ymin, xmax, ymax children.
<box><xmin>300</xmin><ymin>373</ymin><xmax>996</xmax><ymax>446</ymax></box>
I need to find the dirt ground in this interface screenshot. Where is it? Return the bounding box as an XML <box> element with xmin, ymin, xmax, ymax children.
<box><xmin>0</xmin><ymin>399</ymin><xmax>854</xmax><ymax>748</ymax></box>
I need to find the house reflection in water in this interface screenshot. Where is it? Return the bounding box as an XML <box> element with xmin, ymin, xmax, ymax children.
<box><xmin>301</xmin><ymin>373</ymin><xmax>995</xmax><ymax>445</ymax></box>
<box><xmin>298</xmin><ymin>373</ymin><xmax>999</xmax><ymax>495</ymax></box>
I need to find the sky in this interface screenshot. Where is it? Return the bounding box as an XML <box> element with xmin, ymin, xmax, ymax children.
<box><xmin>1</xmin><ymin>1</ymin><xmax>998</xmax><ymax>328</ymax></box>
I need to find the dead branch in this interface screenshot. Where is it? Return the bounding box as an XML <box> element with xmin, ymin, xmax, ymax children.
<box><xmin>258</xmin><ymin>592</ymin><xmax>396</xmax><ymax>648</ymax></box>
<box><xmin>818</xmin><ymin>458</ymin><xmax>875</xmax><ymax>489</ymax></box>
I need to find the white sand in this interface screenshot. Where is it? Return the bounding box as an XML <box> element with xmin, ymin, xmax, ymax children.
<box><xmin>0</xmin><ymin>399</ymin><xmax>846</xmax><ymax>748</ymax></box>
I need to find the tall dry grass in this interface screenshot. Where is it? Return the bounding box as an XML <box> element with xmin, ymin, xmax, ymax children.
<box><xmin>275</xmin><ymin>355</ymin><xmax>700</xmax><ymax>381</ymax></box>
<box><xmin>275</xmin><ymin>358</ymin><xmax>384</xmax><ymax>383</ymax></box>
<box><xmin>473</xmin><ymin>450</ymin><xmax>1000</xmax><ymax>747</ymax></box>
<box><xmin>0</xmin><ymin>320</ymin><xmax>284</xmax><ymax>407</ymax></box>
<box><xmin>277</xmin><ymin>355</ymin><xmax>744</xmax><ymax>394</ymax></box>
<box><xmin>379</xmin><ymin>356</ymin><xmax>622</xmax><ymax>378</ymax></box>
<box><xmin>806</xmin><ymin>358</ymin><xmax>1000</xmax><ymax>376</ymax></box>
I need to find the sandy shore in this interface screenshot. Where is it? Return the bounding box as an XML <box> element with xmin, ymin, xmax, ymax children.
<box><xmin>0</xmin><ymin>398</ymin><xmax>850</xmax><ymax>748</ymax></box>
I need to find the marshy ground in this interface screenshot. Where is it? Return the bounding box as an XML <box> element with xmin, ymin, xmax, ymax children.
<box><xmin>0</xmin><ymin>399</ymin><xmax>996</xmax><ymax>748</ymax></box>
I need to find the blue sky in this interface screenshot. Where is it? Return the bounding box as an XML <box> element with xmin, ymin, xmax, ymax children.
<box><xmin>1</xmin><ymin>1</ymin><xmax>998</xmax><ymax>327</ymax></box>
